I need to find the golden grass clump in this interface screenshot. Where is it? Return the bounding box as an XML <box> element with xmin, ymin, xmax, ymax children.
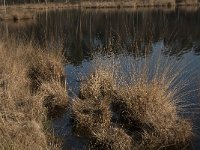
<box><xmin>138</xmin><ymin>119</ymin><xmax>192</xmax><ymax>149</ymax></box>
<box><xmin>0</xmin><ymin>120</ymin><xmax>48</xmax><ymax>150</ymax></box>
<box><xmin>114</xmin><ymin>81</ymin><xmax>178</xmax><ymax>127</ymax></box>
<box><xmin>41</xmin><ymin>79</ymin><xmax>67</xmax><ymax>108</ymax></box>
<box><xmin>114</xmin><ymin>82</ymin><xmax>192</xmax><ymax>148</ymax></box>
<box><xmin>90</xmin><ymin>127</ymin><xmax>132</xmax><ymax>150</ymax></box>
<box><xmin>40</xmin><ymin>78</ymin><xmax>68</xmax><ymax>118</ymax></box>
<box><xmin>0</xmin><ymin>40</ymin><xmax>67</xmax><ymax>149</ymax></box>
<box><xmin>0</xmin><ymin>42</ymin><xmax>32</xmax><ymax>113</ymax></box>
<box><xmin>80</xmin><ymin>69</ymin><xmax>116</xmax><ymax>99</ymax></box>
<box><xmin>28</xmin><ymin>47</ymin><xmax>66</xmax><ymax>92</ymax></box>
<box><xmin>112</xmin><ymin>58</ymin><xmax>193</xmax><ymax>147</ymax></box>
<box><xmin>75</xmin><ymin>54</ymin><xmax>193</xmax><ymax>149</ymax></box>
<box><xmin>72</xmin><ymin>98</ymin><xmax>111</xmax><ymax>137</ymax></box>
<box><xmin>0</xmin><ymin>46</ymin><xmax>48</xmax><ymax>149</ymax></box>
<box><xmin>80</xmin><ymin>55</ymin><xmax>117</xmax><ymax>99</ymax></box>
<box><xmin>30</xmin><ymin>50</ymin><xmax>65</xmax><ymax>80</ymax></box>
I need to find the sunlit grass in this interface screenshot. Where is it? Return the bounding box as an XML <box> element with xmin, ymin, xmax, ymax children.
<box><xmin>0</xmin><ymin>39</ymin><xmax>67</xmax><ymax>149</ymax></box>
<box><xmin>72</xmin><ymin>52</ymin><xmax>194</xmax><ymax>149</ymax></box>
<box><xmin>0</xmin><ymin>36</ymin><xmax>198</xmax><ymax>149</ymax></box>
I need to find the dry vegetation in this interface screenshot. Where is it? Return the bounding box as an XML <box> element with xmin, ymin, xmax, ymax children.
<box><xmin>0</xmin><ymin>0</ymin><xmax>199</xmax><ymax>12</ymax></box>
<box><xmin>72</xmin><ymin>98</ymin><xmax>111</xmax><ymax>136</ymax></box>
<box><xmin>0</xmin><ymin>39</ymin><xmax>67</xmax><ymax>149</ymax></box>
<box><xmin>79</xmin><ymin>0</ymin><xmax>176</xmax><ymax>8</ymax></box>
<box><xmin>72</xmin><ymin>54</ymin><xmax>193</xmax><ymax>149</ymax></box>
<box><xmin>79</xmin><ymin>0</ymin><xmax>199</xmax><ymax>8</ymax></box>
<box><xmin>0</xmin><ymin>37</ymin><xmax>195</xmax><ymax>149</ymax></box>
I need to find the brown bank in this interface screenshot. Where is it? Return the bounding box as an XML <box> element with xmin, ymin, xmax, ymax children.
<box><xmin>0</xmin><ymin>0</ymin><xmax>199</xmax><ymax>21</ymax></box>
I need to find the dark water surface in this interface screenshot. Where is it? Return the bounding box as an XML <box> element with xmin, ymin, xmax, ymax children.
<box><xmin>1</xmin><ymin>7</ymin><xmax>200</xmax><ymax>149</ymax></box>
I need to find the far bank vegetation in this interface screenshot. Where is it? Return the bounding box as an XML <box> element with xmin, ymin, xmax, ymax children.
<box><xmin>0</xmin><ymin>0</ymin><xmax>199</xmax><ymax>11</ymax></box>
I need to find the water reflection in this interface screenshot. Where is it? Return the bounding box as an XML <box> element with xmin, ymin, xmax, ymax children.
<box><xmin>1</xmin><ymin>8</ymin><xmax>200</xmax><ymax>64</ymax></box>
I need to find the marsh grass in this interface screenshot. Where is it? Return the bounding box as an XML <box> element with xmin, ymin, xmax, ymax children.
<box><xmin>0</xmin><ymin>39</ymin><xmax>67</xmax><ymax>149</ymax></box>
<box><xmin>0</xmin><ymin>35</ymin><xmax>197</xmax><ymax>149</ymax></box>
<box><xmin>79</xmin><ymin>59</ymin><xmax>117</xmax><ymax>99</ymax></box>
<box><xmin>72</xmin><ymin>98</ymin><xmax>111</xmax><ymax>137</ymax></box>
<box><xmin>72</xmin><ymin>52</ymin><xmax>194</xmax><ymax>149</ymax></box>
<box><xmin>28</xmin><ymin>47</ymin><xmax>66</xmax><ymax>92</ymax></box>
<box><xmin>90</xmin><ymin>127</ymin><xmax>133</xmax><ymax>150</ymax></box>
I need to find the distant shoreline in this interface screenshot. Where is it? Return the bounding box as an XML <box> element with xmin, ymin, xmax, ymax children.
<box><xmin>0</xmin><ymin>1</ymin><xmax>199</xmax><ymax>11</ymax></box>
<box><xmin>0</xmin><ymin>1</ymin><xmax>199</xmax><ymax>21</ymax></box>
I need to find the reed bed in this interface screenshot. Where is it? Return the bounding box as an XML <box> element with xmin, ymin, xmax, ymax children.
<box><xmin>0</xmin><ymin>37</ymin><xmax>196</xmax><ymax>149</ymax></box>
<box><xmin>0</xmin><ymin>39</ymin><xmax>67</xmax><ymax>149</ymax></box>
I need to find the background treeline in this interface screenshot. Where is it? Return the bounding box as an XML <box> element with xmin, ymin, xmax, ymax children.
<box><xmin>1</xmin><ymin>0</ymin><xmax>200</xmax><ymax>5</ymax></box>
<box><xmin>0</xmin><ymin>0</ymin><xmax>120</xmax><ymax>5</ymax></box>
<box><xmin>0</xmin><ymin>0</ymin><xmax>76</xmax><ymax>5</ymax></box>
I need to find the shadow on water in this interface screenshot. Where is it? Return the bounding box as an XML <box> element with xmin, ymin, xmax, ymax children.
<box><xmin>1</xmin><ymin>7</ymin><xmax>200</xmax><ymax>149</ymax></box>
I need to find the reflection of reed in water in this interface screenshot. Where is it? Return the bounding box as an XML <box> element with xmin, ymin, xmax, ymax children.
<box><xmin>1</xmin><ymin>8</ymin><xmax>200</xmax><ymax>63</ymax></box>
<box><xmin>1</xmin><ymin>19</ymin><xmax>36</xmax><ymax>29</ymax></box>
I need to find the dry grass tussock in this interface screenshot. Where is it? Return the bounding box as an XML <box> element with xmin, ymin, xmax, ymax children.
<box><xmin>0</xmin><ymin>40</ymin><xmax>67</xmax><ymax>149</ymax></box>
<box><xmin>28</xmin><ymin>45</ymin><xmax>66</xmax><ymax>92</ymax></box>
<box><xmin>80</xmin><ymin>57</ymin><xmax>117</xmax><ymax>99</ymax></box>
<box><xmin>72</xmin><ymin>98</ymin><xmax>111</xmax><ymax>136</ymax></box>
<box><xmin>72</xmin><ymin>97</ymin><xmax>133</xmax><ymax>150</ymax></box>
<box><xmin>72</xmin><ymin>54</ymin><xmax>193</xmax><ymax>149</ymax></box>
<box><xmin>90</xmin><ymin>127</ymin><xmax>133</xmax><ymax>150</ymax></box>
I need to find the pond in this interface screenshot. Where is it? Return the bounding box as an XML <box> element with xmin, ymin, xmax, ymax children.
<box><xmin>1</xmin><ymin>7</ymin><xmax>200</xmax><ymax>149</ymax></box>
